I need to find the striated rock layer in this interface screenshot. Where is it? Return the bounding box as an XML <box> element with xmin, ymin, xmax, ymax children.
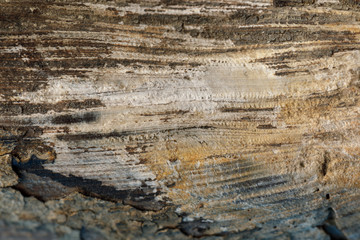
<box><xmin>0</xmin><ymin>0</ymin><xmax>360</xmax><ymax>239</ymax></box>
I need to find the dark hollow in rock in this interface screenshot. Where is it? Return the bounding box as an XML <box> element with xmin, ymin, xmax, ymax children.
<box><xmin>179</xmin><ymin>219</ymin><xmax>211</xmax><ymax>237</ymax></box>
<box><xmin>11</xmin><ymin>155</ymin><xmax>166</xmax><ymax>211</ymax></box>
<box><xmin>52</xmin><ymin>112</ymin><xmax>99</xmax><ymax>125</ymax></box>
<box><xmin>273</xmin><ymin>0</ymin><xmax>315</xmax><ymax>7</ymax></box>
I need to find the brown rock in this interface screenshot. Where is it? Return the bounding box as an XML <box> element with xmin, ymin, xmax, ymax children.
<box><xmin>0</xmin><ymin>154</ymin><xmax>18</xmax><ymax>187</ymax></box>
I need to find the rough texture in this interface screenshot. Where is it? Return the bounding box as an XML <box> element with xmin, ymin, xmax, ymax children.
<box><xmin>0</xmin><ymin>154</ymin><xmax>18</xmax><ymax>187</ymax></box>
<box><xmin>1</xmin><ymin>0</ymin><xmax>360</xmax><ymax>239</ymax></box>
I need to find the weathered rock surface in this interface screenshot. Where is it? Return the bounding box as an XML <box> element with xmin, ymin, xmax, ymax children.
<box><xmin>1</xmin><ymin>0</ymin><xmax>360</xmax><ymax>239</ymax></box>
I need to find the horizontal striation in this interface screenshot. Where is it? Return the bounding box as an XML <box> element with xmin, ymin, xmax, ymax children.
<box><xmin>0</xmin><ymin>0</ymin><xmax>360</xmax><ymax>239</ymax></box>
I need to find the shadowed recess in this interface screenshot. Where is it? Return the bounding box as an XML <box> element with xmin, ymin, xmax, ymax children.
<box><xmin>11</xmin><ymin>155</ymin><xmax>166</xmax><ymax>211</ymax></box>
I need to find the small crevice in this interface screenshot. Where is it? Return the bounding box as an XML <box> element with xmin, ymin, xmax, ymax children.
<box><xmin>321</xmin><ymin>151</ymin><xmax>331</xmax><ymax>177</ymax></box>
<box><xmin>319</xmin><ymin>208</ymin><xmax>348</xmax><ymax>240</ymax></box>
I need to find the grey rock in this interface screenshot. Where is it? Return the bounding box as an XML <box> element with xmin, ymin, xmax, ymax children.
<box><xmin>80</xmin><ymin>227</ymin><xmax>106</xmax><ymax>240</ymax></box>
